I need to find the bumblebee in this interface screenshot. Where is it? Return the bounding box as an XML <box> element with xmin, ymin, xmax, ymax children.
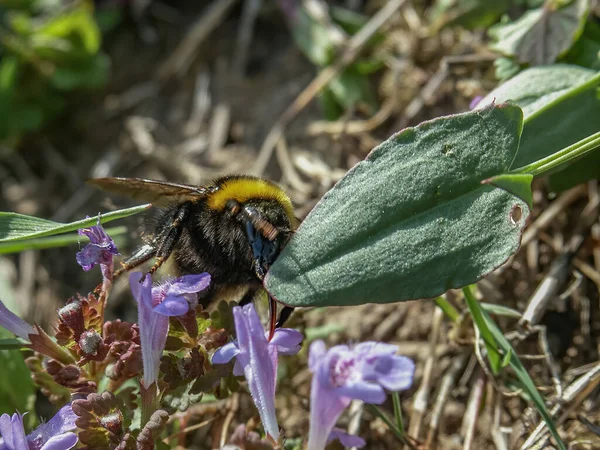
<box><xmin>89</xmin><ymin>175</ymin><xmax>296</xmax><ymax>331</ymax></box>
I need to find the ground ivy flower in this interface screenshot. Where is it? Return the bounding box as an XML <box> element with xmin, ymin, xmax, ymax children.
<box><xmin>76</xmin><ymin>218</ymin><xmax>119</xmax><ymax>282</ymax></box>
<box><xmin>328</xmin><ymin>428</ymin><xmax>366</xmax><ymax>448</ymax></box>
<box><xmin>212</xmin><ymin>304</ymin><xmax>303</xmax><ymax>441</ymax></box>
<box><xmin>307</xmin><ymin>341</ymin><xmax>415</xmax><ymax>450</ymax></box>
<box><xmin>0</xmin><ymin>404</ymin><xmax>77</xmax><ymax>450</ymax></box>
<box><xmin>129</xmin><ymin>271</ymin><xmax>211</xmax><ymax>387</ymax></box>
<box><xmin>0</xmin><ymin>300</ymin><xmax>36</xmax><ymax>341</ymax></box>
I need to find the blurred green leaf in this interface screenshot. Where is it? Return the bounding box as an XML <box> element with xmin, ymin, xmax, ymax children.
<box><xmin>50</xmin><ymin>52</ymin><xmax>110</xmax><ymax>90</ymax></box>
<box><xmin>266</xmin><ymin>104</ymin><xmax>529</xmax><ymax>307</ymax></box>
<box><xmin>290</xmin><ymin>7</ymin><xmax>335</xmax><ymax>66</ymax></box>
<box><xmin>489</xmin><ymin>0</ymin><xmax>589</xmax><ymax>66</ymax></box>
<box><xmin>0</xmin><ymin>205</ymin><xmax>150</xmax><ymax>242</ymax></box>
<box><xmin>479</xmin><ymin>65</ymin><xmax>600</xmax><ymax>190</ymax></box>
<box><xmin>0</xmin><ymin>268</ymin><xmax>35</xmax><ymax>415</ymax></box>
<box><xmin>562</xmin><ymin>19</ymin><xmax>600</xmax><ymax>71</ymax></box>
<box><xmin>0</xmin><ymin>339</ymin><xmax>24</xmax><ymax>350</ymax></box>
<box><xmin>37</xmin><ymin>2</ymin><xmax>100</xmax><ymax>54</ymax></box>
<box><xmin>328</xmin><ymin>69</ymin><xmax>377</xmax><ymax>113</ymax></box>
<box><xmin>494</xmin><ymin>56</ymin><xmax>522</xmax><ymax>81</ymax></box>
<box><xmin>430</xmin><ymin>0</ymin><xmax>512</xmax><ymax>30</ymax></box>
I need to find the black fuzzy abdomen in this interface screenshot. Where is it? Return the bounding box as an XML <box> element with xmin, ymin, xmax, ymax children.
<box><xmin>171</xmin><ymin>201</ymin><xmax>256</xmax><ymax>286</ymax></box>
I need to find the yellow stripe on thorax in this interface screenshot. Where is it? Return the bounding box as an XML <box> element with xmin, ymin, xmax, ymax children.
<box><xmin>207</xmin><ymin>177</ymin><xmax>295</xmax><ymax>223</ymax></box>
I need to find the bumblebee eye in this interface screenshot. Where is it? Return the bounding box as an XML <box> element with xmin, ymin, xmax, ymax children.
<box><xmin>226</xmin><ymin>199</ymin><xmax>241</xmax><ymax>215</ymax></box>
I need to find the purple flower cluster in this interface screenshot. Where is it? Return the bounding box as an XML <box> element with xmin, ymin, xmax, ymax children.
<box><xmin>307</xmin><ymin>341</ymin><xmax>415</xmax><ymax>450</ymax></box>
<box><xmin>75</xmin><ymin>221</ymin><xmax>119</xmax><ymax>272</ymax></box>
<box><xmin>0</xmin><ymin>405</ymin><xmax>77</xmax><ymax>450</ymax></box>
<box><xmin>0</xmin><ymin>218</ymin><xmax>418</xmax><ymax>449</ymax></box>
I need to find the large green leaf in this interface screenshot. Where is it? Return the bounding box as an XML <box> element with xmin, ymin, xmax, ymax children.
<box><xmin>478</xmin><ymin>65</ymin><xmax>600</xmax><ymax>190</ymax></box>
<box><xmin>489</xmin><ymin>0</ymin><xmax>588</xmax><ymax>66</ymax></box>
<box><xmin>0</xmin><ymin>205</ymin><xmax>150</xmax><ymax>242</ymax></box>
<box><xmin>266</xmin><ymin>104</ymin><xmax>528</xmax><ymax>307</ymax></box>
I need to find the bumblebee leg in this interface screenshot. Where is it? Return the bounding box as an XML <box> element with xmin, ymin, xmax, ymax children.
<box><xmin>144</xmin><ymin>203</ymin><xmax>191</xmax><ymax>278</ymax></box>
<box><xmin>275</xmin><ymin>306</ymin><xmax>294</xmax><ymax>329</ymax></box>
<box><xmin>114</xmin><ymin>244</ymin><xmax>156</xmax><ymax>278</ymax></box>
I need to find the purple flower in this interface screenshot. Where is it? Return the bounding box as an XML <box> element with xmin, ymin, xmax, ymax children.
<box><xmin>328</xmin><ymin>428</ymin><xmax>366</xmax><ymax>448</ymax></box>
<box><xmin>469</xmin><ymin>95</ymin><xmax>484</xmax><ymax>110</ymax></box>
<box><xmin>0</xmin><ymin>404</ymin><xmax>77</xmax><ymax>450</ymax></box>
<box><xmin>129</xmin><ymin>272</ymin><xmax>211</xmax><ymax>387</ymax></box>
<box><xmin>76</xmin><ymin>219</ymin><xmax>119</xmax><ymax>280</ymax></box>
<box><xmin>0</xmin><ymin>300</ymin><xmax>36</xmax><ymax>341</ymax></box>
<box><xmin>212</xmin><ymin>304</ymin><xmax>303</xmax><ymax>441</ymax></box>
<box><xmin>307</xmin><ymin>341</ymin><xmax>415</xmax><ymax>450</ymax></box>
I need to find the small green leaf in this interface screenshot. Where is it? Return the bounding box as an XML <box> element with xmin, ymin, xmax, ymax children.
<box><xmin>489</xmin><ymin>0</ymin><xmax>589</xmax><ymax>66</ymax></box>
<box><xmin>483</xmin><ymin>173</ymin><xmax>533</xmax><ymax>208</ymax></box>
<box><xmin>0</xmin><ymin>205</ymin><xmax>150</xmax><ymax>242</ymax></box>
<box><xmin>479</xmin><ymin>65</ymin><xmax>600</xmax><ymax>190</ymax></box>
<box><xmin>480</xmin><ymin>303</ymin><xmax>522</xmax><ymax>318</ymax></box>
<box><xmin>266</xmin><ymin>104</ymin><xmax>529</xmax><ymax>307</ymax></box>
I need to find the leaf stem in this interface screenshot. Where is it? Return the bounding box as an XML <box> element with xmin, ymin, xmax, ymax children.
<box><xmin>434</xmin><ymin>296</ymin><xmax>460</xmax><ymax>323</ymax></box>
<box><xmin>511</xmin><ymin>130</ymin><xmax>600</xmax><ymax>177</ymax></box>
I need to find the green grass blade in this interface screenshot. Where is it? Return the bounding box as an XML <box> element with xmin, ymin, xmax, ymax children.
<box><xmin>0</xmin><ymin>204</ymin><xmax>150</xmax><ymax>242</ymax></box>
<box><xmin>463</xmin><ymin>287</ymin><xmax>502</xmax><ymax>374</ymax></box>
<box><xmin>465</xmin><ymin>288</ymin><xmax>566</xmax><ymax>450</ymax></box>
<box><xmin>0</xmin><ymin>226</ymin><xmax>128</xmax><ymax>254</ymax></box>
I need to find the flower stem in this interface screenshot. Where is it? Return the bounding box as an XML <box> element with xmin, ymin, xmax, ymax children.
<box><xmin>511</xmin><ymin>130</ymin><xmax>600</xmax><ymax>177</ymax></box>
<box><xmin>391</xmin><ymin>391</ymin><xmax>405</xmax><ymax>436</ymax></box>
<box><xmin>367</xmin><ymin>404</ymin><xmax>408</xmax><ymax>446</ymax></box>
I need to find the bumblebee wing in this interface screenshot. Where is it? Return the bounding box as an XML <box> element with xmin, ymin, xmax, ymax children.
<box><xmin>88</xmin><ymin>177</ymin><xmax>211</xmax><ymax>207</ymax></box>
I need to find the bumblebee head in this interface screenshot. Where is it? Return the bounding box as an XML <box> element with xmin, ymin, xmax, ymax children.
<box><xmin>227</xmin><ymin>199</ymin><xmax>293</xmax><ymax>280</ymax></box>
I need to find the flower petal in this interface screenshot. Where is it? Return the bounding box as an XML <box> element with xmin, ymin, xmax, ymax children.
<box><xmin>328</xmin><ymin>428</ymin><xmax>366</xmax><ymax>448</ymax></box>
<box><xmin>373</xmin><ymin>355</ymin><xmax>415</xmax><ymax>391</ymax></box>
<box><xmin>130</xmin><ymin>272</ymin><xmax>167</xmax><ymax>387</ymax></box>
<box><xmin>212</xmin><ymin>342</ymin><xmax>240</xmax><ymax>365</ymax></box>
<box><xmin>354</xmin><ymin>341</ymin><xmax>398</xmax><ymax>357</ymax></box>
<box><xmin>165</xmin><ymin>274</ymin><xmax>211</xmax><ymax>296</ymax></box>
<box><xmin>308</xmin><ymin>340</ymin><xmax>327</xmax><ymax>372</ymax></box>
<box><xmin>235</xmin><ymin>305</ymin><xmax>279</xmax><ymax>440</ymax></box>
<box><xmin>39</xmin><ymin>432</ymin><xmax>78</xmax><ymax>450</ymax></box>
<box><xmin>153</xmin><ymin>294</ymin><xmax>189</xmax><ymax>317</ymax></box>
<box><xmin>232</xmin><ymin>360</ymin><xmax>244</xmax><ymax>377</ymax></box>
<box><xmin>307</xmin><ymin>368</ymin><xmax>349</xmax><ymax>450</ymax></box>
<box><xmin>269</xmin><ymin>328</ymin><xmax>303</xmax><ymax>355</ymax></box>
<box><xmin>335</xmin><ymin>381</ymin><xmax>386</xmax><ymax>404</ymax></box>
<box><xmin>0</xmin><ymin>412</ymin><xmax>28</xmax><ymax>450</ymax></box>
<box><xmin>0</xmin><ymin>301</ymin><xmax>35</xmax><ymax>341</ymax></box>
<box><xmin>28</xmin><ymin>405</ymin><xmax>77</xmax><ymax>445</ymax></box>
